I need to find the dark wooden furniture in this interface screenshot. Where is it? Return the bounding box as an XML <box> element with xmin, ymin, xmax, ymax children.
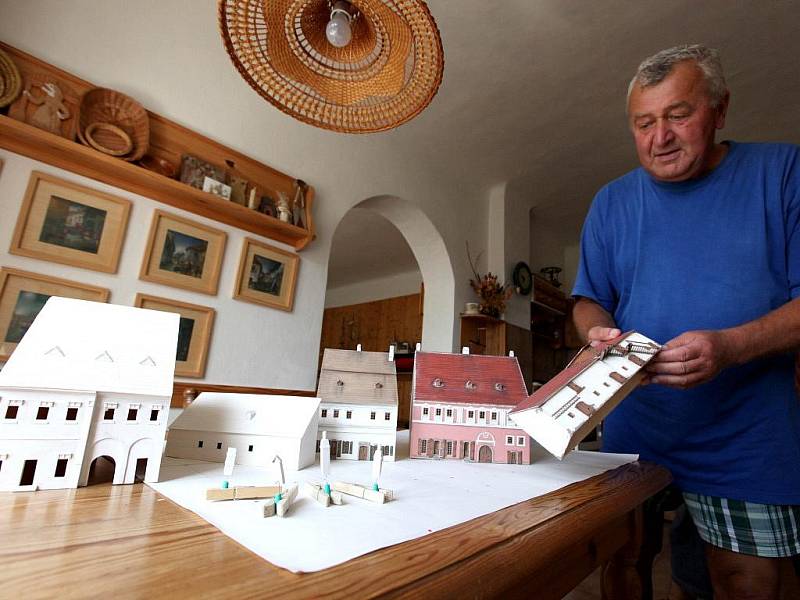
<box><xmin>459</xmin><ymin>314</ymin><xmax>533</xmax><ymax>392</ymax></box>
<box><xmin>0</xmin><ymin>461</ymin><xmax>671</xmax><ymax>599</ymax></box>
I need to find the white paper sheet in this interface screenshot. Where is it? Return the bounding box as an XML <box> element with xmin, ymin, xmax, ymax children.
<box><xmin>149</xmin><ymin>430</ymin><xmax>637</xmax><ymax>573</ymax></box>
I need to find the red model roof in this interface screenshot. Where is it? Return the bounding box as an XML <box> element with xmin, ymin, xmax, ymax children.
<box><xmin>413</xmin><ymin>351</ymin><xmax>528</xmax><ymax>407</ymax></box>
<box><xmin>511</xmin><ymin>332</ymin><xmax>632</xmax><ymax>414</ymax></box>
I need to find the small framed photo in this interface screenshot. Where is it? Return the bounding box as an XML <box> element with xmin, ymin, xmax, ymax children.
<box><xmin>234</xmin><ymin>238</ymin><xmax>299</xmax><ymax>312</ymax></box>
<box><xmin>0</xmin><ymin>267</ymin><xmax>110</xmax><ymax>360</ymax></box>
<box><xmin>9</xmin><ymin>171</ymin><xmax>131</xmax><ymax>273</ymax></box>
<box><xmin>134</xmin><ymin>293</ymin><xmax>215</xmax><ymax>378</ymax></box>
<box><xmin>179</xmin><ymin>154</ymin><xmax>225</xmax><ymax>190</ymax></box>
<box><xmin>202</xmin><ymin>176</ymin><xmax>232</xmax><ymax>200</ymax></box>
<box><xmin>139</xmin><ymin>210</ymin><xmax>226</xmax><ymax>295</ymax></box>
<box><xmin>258</xmin><ymin>195</ymin><xmax>277</xmax><ymax>218</ymax></box>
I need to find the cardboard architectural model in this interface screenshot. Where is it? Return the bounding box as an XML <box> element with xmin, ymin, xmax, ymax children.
<box><xmin>510</xmin><ymin>331</ymin><xmax>660</xmax><ymax>459</ymax></box>
<box><xmin>0</xmin><ymin>297</ymin><xmax>179</xmax><ymax>491</ymax></box>
<box><xmin>316</xmin><ymin>348</ymin><xmax>398</xmax><ymax>461</ymax></box>
<box><xmin>166</xmin><ymin>392</ymin><xmax>321</xmax><ymax>471</ymax></box>
<box><xmin>409</xmin><ymin>351</ymin><xmax>533</xmax><ymax>464</ymax></box>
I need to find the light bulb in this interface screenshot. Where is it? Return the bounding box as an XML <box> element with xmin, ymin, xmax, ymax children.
<box><xmin>326</xmin><ymin>3</ymin><xmax>352</xmax><ymax>48</ymax></box>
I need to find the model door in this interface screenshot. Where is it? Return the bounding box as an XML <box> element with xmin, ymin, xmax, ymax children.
<box><xmin>358</xmin><ymin>444</ymin><xmax>369</xmax><ymax>460</ymax></box>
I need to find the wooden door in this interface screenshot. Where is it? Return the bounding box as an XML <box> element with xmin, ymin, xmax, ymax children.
<box><xmin>358</xmin><ymin>444</ymin><xmax>368</xmax><ymax>461</ymax></box>
<box><xmin>478</xmin><ymin>445</ymin><xmax>492</xmax><ymax>463</ymax></box>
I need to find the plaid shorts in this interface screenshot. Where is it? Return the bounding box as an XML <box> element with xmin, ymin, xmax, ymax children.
<box><xmin>683</xmin><ymin>492</ymin><xmax>800</xmax><ymax>558</ymax></box>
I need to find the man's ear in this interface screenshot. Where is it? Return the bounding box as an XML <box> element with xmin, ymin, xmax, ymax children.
<box><xmin>715</xmin><ymin>90</ymin><xmax>730</xmax><ymax>130</ymax></box>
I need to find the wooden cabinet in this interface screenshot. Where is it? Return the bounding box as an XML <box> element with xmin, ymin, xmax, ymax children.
<box><xmin>459</xmin><ymin>314</ymin><xmax>533</xmax><ymax>393</ymax></box>
<box><xmin>531</xmin><ymin>275</ymin><xmax>580</xmax><ymax>384</ymax></box>
<box><xmin>0</xmin><ymin>42</ymin><xmax>315</xmax><ymax>250</ymax></box>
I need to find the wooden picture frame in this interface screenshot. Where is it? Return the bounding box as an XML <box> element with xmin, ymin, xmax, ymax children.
<box><xmin>134</xmin><ymin>293</ymin><xmax>215</xmax><ymax>378</ymax></box>
<box><xmin>0</xmin><ymin>267</ymin><xmax>110</xmax><ymax>360</ymax></box>
<box><xmin>233</xmin><ymin>238</ymin><xmax>299</xmax><ymax>312</ymax></box>
<box><xmin>139</xmin><ymin>210</ymin><xmax>226</xmax><ymax>295</ymax></box>
<box><xmin>9</xmin><ymin>171</ymin><xmax>131</xmax><ymax>273</ymax></box>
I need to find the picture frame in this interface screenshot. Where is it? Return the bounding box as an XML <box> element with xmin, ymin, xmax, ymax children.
<box><xmin>233</xmin><ymin>238</ymin><xmax>299</xmax><ymax>312</ymax></box>
<box><xmin>134</xmin><ymin>293</ymin><xmax>215</xmax><ymax>378</ymax></box>
<box><xmin>0</xmin><ymin>267</ymin><xmax>110</xmax><ymax>360</ymax></box>
<box><xmin>202</xmin><ymin>176</ymin><xmax>232</xmax><ymax>200</ymax></box>
<box><xmin>179</xmin><ymin>154</ymin><xmax>225</xmax><ymax>190</ymax></box>
<box><xmin>9</xmin><ymin>171</ymin><xmax>131</xmax><ymax>273</ymax></box>
<box><xmin>139</xmin><ymin>210</ymin><xmax>226</xmax><ymax>295</ymax></box>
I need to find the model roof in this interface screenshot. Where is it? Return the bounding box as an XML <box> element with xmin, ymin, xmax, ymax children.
<box><xmin>320</xmin><ymin>348</ymin><xmax>397</xmax><ymax>375</ymax></box>
<box><xmin>317</xmin><ymin>348</ymin><xmax>398</xmax><ymax>406</ymax></box>
<box><xmin>412</xmin><ymin>351</ymin><xmax>528</xmax><ymax>407</ymax></box>
<box><xmin>169</xmin><ymin>392</ymin><xmax>321</xmax><ymax>438</ymax></box>
<box><xmin>0</xmin><ymin>297</ymin><xmax>179</xmax><ymax>397</ymax></box>
<box><xmin>511</xmin><ymin>332</ymin><xmax>634</xmax><ymax>414</ymax></box>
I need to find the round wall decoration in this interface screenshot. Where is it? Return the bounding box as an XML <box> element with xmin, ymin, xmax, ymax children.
<box><xmin>218</xmin><ymin>0</ymin><xmax>444</xmax><ymax>133</ymax></box>
<box><xmin>512</xmin><ymin>261</ymin><xmax>533</xmax><ymax>295</ymax></box>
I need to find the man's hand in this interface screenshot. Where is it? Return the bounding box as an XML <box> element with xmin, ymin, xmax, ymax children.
<box><xmin>586</xmin><ymin>326</ymin><xmax>621</xmax><ymax>347</ymax></box>
<box><xmin>645</xmin><ymin>330</ymin><xmax>738</xmax><ymax>389</ymax></box>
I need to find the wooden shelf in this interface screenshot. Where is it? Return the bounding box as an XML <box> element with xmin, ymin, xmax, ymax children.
<box><xmin>0</xmin><ymin>41</ymin><xmax>315</xmax><ymax>251</ymax></box>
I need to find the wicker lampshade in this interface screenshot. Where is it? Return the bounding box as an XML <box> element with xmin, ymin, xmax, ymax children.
<box><xmin>218</xmin><ymin>0</ymin><xmax>444</xmax><ymax>133</ymax></box>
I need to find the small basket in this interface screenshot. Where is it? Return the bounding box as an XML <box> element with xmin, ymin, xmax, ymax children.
<box><xmin>84</xmin><ymin>121</ymin><xmax>133</xmax><ymax>156</ymax></box>
<box><xmin>0</xmin><ymin>48</ymin><xmax>22</xmax><ymax>108</ymax></box>
<box><xmin>77</xmin><ymin>87</ymin><xmax>149</xmax><ymax>161</ymax></box>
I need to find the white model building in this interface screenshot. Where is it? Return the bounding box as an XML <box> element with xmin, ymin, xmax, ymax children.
<box><xmin>0</xmin><ymin>297</ymin><xmax>179</xmax><ymax>491</ymax></box>
<box><xmin>316</xmin><ymin>348</ymin><xmax>398</xmax><ymax>461</ymax></box>
<box><xmin>510</xmin><ymin>331</ymin><xmax>660</xmax><ymax>459</ymax></box>
<box><xmin>165</xmin><ymin>392</ymin><xmax>321</xmax><ymax>472</ymax></box>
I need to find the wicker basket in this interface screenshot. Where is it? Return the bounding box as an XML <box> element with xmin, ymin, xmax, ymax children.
<box><xmin>0</xmin><ymin>48</ymin><xmax>22</xmax><ymax>108</ymax></box>
<box><xmin>77</xmin><ymin>87</ymin><xmax>149</xmax><ymax>161</ymax></box>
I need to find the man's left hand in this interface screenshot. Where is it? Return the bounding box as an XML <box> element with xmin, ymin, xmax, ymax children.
<box><xmin>644</xmin><ymin>330</ymin><xmax>738</xmax><ymax>389</ymax></box>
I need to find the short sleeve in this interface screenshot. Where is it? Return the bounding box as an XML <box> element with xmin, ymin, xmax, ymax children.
<box><xmin>572</xmin><ymin>187</ymin><xmax>618</xmax><ymax>313</ymax></box>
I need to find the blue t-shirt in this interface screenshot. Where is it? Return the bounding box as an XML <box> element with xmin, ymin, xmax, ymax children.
<box><xmin>573</xmin><ymin>141</ymin><xmax>800</xmax><ymax>504</ymax></box>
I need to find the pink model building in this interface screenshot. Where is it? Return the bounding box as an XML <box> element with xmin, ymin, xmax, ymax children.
<box><xmin>409</xmin><ymin>351</ymin><xmax>532</xmax><ymax>464</ymax></box>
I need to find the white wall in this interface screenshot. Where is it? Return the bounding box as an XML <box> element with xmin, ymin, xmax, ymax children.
<box><xmin>0</xmin><ymin>1</ymin><xmax>489</xmax><ymax>390</ymax></box>
<box><xmin>325</xmin><ymin>270</ymin><xmax>423</xmax><ymax>308</ymax></box>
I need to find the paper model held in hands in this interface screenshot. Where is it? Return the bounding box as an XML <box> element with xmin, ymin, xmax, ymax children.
<box><xmin>0</xmin><ymin>297</ymin><xmax>179</xmax><ymax>491</ymax></box>
<box><xmin>316</xmin><ymin>347</ymin><xmax>398</xmax><ymax>462</ymax></box>
<box><xmin>409</xmin><ymin>349</ymin><xmax>534</xmax><ymax>464</ymax></box>
<box><xmin>165</xmin><ymin>392</ymin><xmax>321</xmax><ymax>472</ymax></box>
<box><xmin>510</xmin><ymin>331</ymin><xmax>661</xmax><ymax>459</ymax></box>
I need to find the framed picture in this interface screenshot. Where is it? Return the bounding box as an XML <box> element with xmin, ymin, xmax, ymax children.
<box><xmin>202</xmin><ymin>176</ymin><xmax>231</xmax><ymax>200</ymax></box>
<box><xmin>9</xmin><ymin>171</ymin><xmax>131</xmax><ymax>273</ymax></box>
<box><xmin>139</xmin><ymin>210</ymin><xmax>226</xmax><ymax>295</ymax></box>
<box><xmin>234</xmin><ymin>238</ymin><xmax>299</xmax><ymax>312</ymax></box>
<box><xmin>179</xmin><ymin>155</ymin><xmax>225</xmax><ymax>190</ymax></box>
<box><xmin>134</xmin><ymin>293</ymin><xmax>215</xmax><ymax>378</ymax></box>
<box><xmin>0</xmin><ymin>267</ymin><xmax>110</xmax><ymax>360</ymax></box>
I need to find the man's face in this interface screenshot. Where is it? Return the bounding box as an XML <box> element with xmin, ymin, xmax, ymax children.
<box><xmin>628</xmin><ymin>61</ymin><xmax>728</xmax><ymax>182</ymax></box>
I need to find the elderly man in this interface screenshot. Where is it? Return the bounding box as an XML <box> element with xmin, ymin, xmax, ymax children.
<box><xmin>572</xmin><ymin>45</ymin><xmax>800</xmax><ymax>599</ymax></box>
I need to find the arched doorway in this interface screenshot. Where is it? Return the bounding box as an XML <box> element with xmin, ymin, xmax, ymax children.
<box><xmin>87</xmin><ymin>455</ymin><xmax>116</xmax><ymax>485</ymax></box>
<box><xmin>478</xmin><ymin>445</ymin><xmax>493</xmax><ymax>463</ymax></box>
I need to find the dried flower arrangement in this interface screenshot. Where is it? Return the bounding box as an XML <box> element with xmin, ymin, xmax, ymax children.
<box><xmin>466</xmin><ymin>242</ymin><xmax>513</xmax><ymax>319</ymax></box>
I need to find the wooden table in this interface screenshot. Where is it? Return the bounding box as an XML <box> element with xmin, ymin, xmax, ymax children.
<box><xmin>1</xmin><ymin>461</ymin><xmax>670</xmax><ymax>599</ymax></box>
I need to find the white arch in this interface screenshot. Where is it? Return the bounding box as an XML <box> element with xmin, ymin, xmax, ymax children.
<box><xmin>124</xmin><ymin>438</ymin><xmax>156</xmax><ymax>483</ymax></box>
<box><xmin>81</xmin><ymin>437</ymin><xmax>126</xmax><ymax>485</ymax></box>
<box><xmin>336</xmin><ymin>195</ymin><xmax>457</xmax><ymax>351</ymax></box>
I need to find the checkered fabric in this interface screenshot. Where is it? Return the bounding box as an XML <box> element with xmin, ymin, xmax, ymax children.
<box><xmin>684</xmin><ymin>492</ymin><xmax>800</xmax><ymax>557</ymax></box>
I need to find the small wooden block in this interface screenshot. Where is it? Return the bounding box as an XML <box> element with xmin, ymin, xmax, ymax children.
<box><xmin>235</xmin><ymin>485</ymin><xmax>281</xmax><ymax>500</ymax></box>
<box><xmin>331</xmin><ymin>481</ymin><xmax>391</xmax><ymax>504</ymax></box>
<box><xmin>276</xmin><ymin>484</ymin><xmax>298</xmax><ymax>517</ymax></box>
<box><xmin>263</xmin><ymin>498</ymin><xmax>276</xmax><ymax>518</ymax></box>
<box><xmin>330</xmin><ymin>491</ymin><xmax>344</xmax><ymax>505</ymax></box>
<box><xmin>206</xmin><ymin>488</ymin><xmax>236</xmax><ymax>501</ymax></box>
<box><xmin>303</xmin><ymin>482</ymin><xmax>331</xmax><ymax>507</ymax></box>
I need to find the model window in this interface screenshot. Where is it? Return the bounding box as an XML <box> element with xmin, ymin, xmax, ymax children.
<box><xmin>517</xmin><ymin>436</ymin><xmax>525</xmax><ymax>446</ymax></box>
<box><xmin>479</xmin><ymin>411</ymin><xmax>485</xmax><ymax>419</ymax></box>
<box><xmin>66</xmin><ymin>407</ymin><xmax>79</xmax><ymax>421</ymax></box>
<box><xmin>54</xmin><ymin>458</ymin><xmax>68</xmax><ymax>478</ymax></box>
<box><xmin>216</xmin><ymin>442</ymin><xmax>223</xmax><ymax>450</ymax></box>
<box><xmin>346</xmin><ymin>410</ymin><xmax>352</xmax><ymax>419</ymax></box>
<box><xmin>384</xmin><ymin>445</ymin><xmax>394</xmax><ymax>456</ymax></box>
<box><xmin>5</xmin><ymin>405</ymin><xmax>19</xmax><ymax>420</ymax></box>
<box><xmin>316</xmin><ymin>439</ymin><xmax>321</xmax><ymax>452</ymax></box>
<box><xmin>446</xmin><ymin>441</ymin><xmax>453</xmax><ymax>455</ymax></box>
<box><xmin>435</xmin><ymin>408</ymin><xmax>442</xmax><ymax>416</ymax></box>
<box><xmin>248</xmin><ymin>445</ymin><xmax>254</xmax><ymax>452</ymax></box>
<box><xmin>333</xmin><ymin>409</ymin><xmax>339</xmax><ymax>418</ymax></box>
<box><xmin>127</xmin><ymin>408</ymin><xmax>138</xmax><ymax>421</ymax></box>
<box><xmin>104</xmin><ymin>408</ymin><xmax>115</xmax><ymax>420</ymax></box>
<box><xmin>419</xmin><ymin>439</ymin><xmax>427</xmax><ymax>454</ymax></box>
<box><xmin>150</xmin><ymin>409</ymin><xmax>159</xmax><ymax>421</ymax></box>
<box><xmin>321</xmin><ymin>409</ymin><xmax>327</xmax><ymax>417</ymax></box>
<box><xmin>506</xmin><ymin>435</ymin><xmax>514</xmax><ymax>445</ymax></box>
<box><xmin>384</xmin><ymin>412</ymin><xmax>390</xmax><ymax>421</ymax></box>
<box><xmin>342</xmin><ymin>441</ymin><xmax>353</xmax><ymax>454</ymax></box>
<box><xmin>468</xmin><ymin>410</ymin><xmax>474</xmax><ymax>419</ymax></box>
<box><xmin>198</xmin><ymin>440</ymin><xmax>204</xmax><ymax>448</ymax></box>
<box><xmin>491</xmin><ymin>412</ymin><xmax>497</xmax><ymax>421</ymax></box>
<box><xmin>446</xmin><ymin>408</ymin><xmax>452</xmax><ymax>417</ymax></box>
<box><xmin>36</xmin><ymin>406</ymin><xmax>49</xmax><ymax>420</ymax></box>
<box><xmin>422</xmin><ymin>407</ymin><xmax>429</xmax><ymax>416</ymax></box>
<box><xmin>370</xmin><ymin>411</ymin><xmax>376</xmax><ymax>420</ymax></box>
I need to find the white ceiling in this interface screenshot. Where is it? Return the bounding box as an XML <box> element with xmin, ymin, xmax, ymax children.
<box><xmin>327</xmin><ymin>0</ymin><xmax>800</xmax><ymax>288</ymax></box>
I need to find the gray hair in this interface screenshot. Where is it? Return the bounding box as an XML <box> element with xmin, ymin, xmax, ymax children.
<box><xmin>627</xmin><ymin>44</ymin><xmax>727</xmax><ymax>108</ymax></box>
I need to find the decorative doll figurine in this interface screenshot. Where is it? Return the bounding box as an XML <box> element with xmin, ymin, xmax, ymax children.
<box><xmin>276</xmin><ymin>192</ymin><xmax>292</xmax><ymax>223</ymax></box>
<box><xmin>23</xmin><ymin>82</ymin><xmax>70</xmax><ymax>135</ymax></box>
<box><xmin>292</xmin><ymin>179</ymin><xmax>307</xmax><ymax>229</ymax></box>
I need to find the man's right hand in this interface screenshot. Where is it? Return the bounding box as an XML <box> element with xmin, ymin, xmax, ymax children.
<box><xmin>586</xmin><ymin>326</ymin><xmax>621</xmax><ymax>347</ymax></box>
